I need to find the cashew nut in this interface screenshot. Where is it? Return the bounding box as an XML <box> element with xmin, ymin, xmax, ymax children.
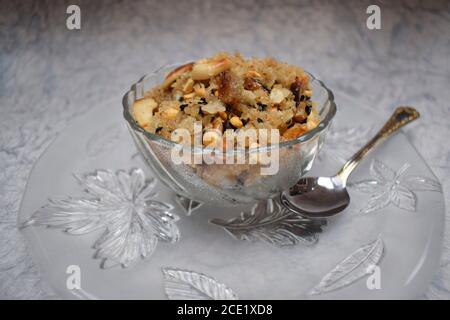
<box><xmin>163</xmin><ymin>62</ymin><xmax>194</xmax><ymax>89</ymax></box>
<box><xmin>132</xmin><ymin>98</ymin><xmax>158</xmax><ymax>127</ymax></box>
<box><xmin>191</xmin><ymin>58</ymin><xmax>232</xmax><ymax>80</ymax></box>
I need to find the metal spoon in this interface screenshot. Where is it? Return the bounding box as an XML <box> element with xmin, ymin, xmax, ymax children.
<box><xmin>280</xmin><ymin>106</ymin><xmax>420</xmax><ymax>219</ymax></box>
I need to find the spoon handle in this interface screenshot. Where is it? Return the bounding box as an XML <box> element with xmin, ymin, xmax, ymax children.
<box><xmin>337</xmin><ymin>106</ymin><xmax>420</xmax><ymax>182</ymax></box>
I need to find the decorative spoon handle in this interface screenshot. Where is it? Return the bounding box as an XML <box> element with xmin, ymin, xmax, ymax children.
<box><xmin>337</xmin><ymin>106</ymin><xmax>420</xmax><ymax>182</ymax></box>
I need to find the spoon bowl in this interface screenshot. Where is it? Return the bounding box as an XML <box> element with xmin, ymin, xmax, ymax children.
<box><xmin>281</xmin><ymin>106</ymin><xmax>420</xmax><ymax>219</ymax></box>
<box><xmin>281</xmin><ymin>177</ymin><xmax>350</xmax><ymax>218</ymax></box>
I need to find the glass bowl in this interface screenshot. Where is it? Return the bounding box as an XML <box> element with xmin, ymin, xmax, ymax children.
<box><xmin>123</xmin><ymin>63</ymin><xmax>337</xmax><ymax>206</ymax></box>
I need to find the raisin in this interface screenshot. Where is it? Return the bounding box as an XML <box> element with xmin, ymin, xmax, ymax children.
<box><xmin>257</xmin><ymin>118</ymin><xmax>264</xmax><ymax>123</ymax></box>
<box><xmin>217</xmin><ymin>71</ymin><xmax>239</xmax><ymax>105</ymax></box>
<box><xmin>156</xmin><ymin>127</ymin><xmax>163</xmax><ymax>133</ymax></box>
<box><xmin>293</xmin><ymin>114</ymin><xmax>307</xmax><ymax>123</ymax></box>
<box><xmin>305</xmin><ymin>105</ymin><xmax>312</xmax><ymax>115</ymax></box>
<box><xmin>180</xmin><ymin>103</ymin><xmax>188</xmax><ymax>111</ymax></box>
<box><xmin>199</xmin><ymin>97</ymin><xmax>207</xmax><ymax>105</ymax></box>
<box><xmin>290</xmin><ymin>76</ymin><xmax>303</xmax><ymax>103</ymax></box>
<box><xmin>224</xmin><ymin>120</ymin><xmax>234</xmax><ymax>130</ymax></box>
<box><xmin>243</xmin><ymin>77</ymin><xmax>261</xmax><ymax>91</ymax></box>
<box><xmin>257</xmin><ymin>103</ymin><xmax>267</xmax><ymax>111</ymax></box>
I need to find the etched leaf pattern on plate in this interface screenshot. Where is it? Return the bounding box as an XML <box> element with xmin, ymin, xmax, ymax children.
<box><xmin>210</xmin><ymin>199</ymin><xmax>326</xmax><ymax>246</ymax></box>
<box><xmin>349</xmin><ymin>159</ymin><xmax>441</xmax><ymax>213</ymax></box>
<box><xmin>310</xmin><ymin>236</ymin><xmax>384</xmax><ymax>295</ymax></box>
<box><xmin>162</xmin><ymin>268</ymin><xmax>238</xmax><ymax>300</ymax></box>
<box><xmin>22</xmin><ymin>168</ymin><xmax>179</xmax><ymax>268</ymax></box>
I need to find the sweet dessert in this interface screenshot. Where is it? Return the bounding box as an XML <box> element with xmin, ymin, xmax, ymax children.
<box><xmin>132</xmin><ymin>52</ymin><xmax>319</xmax><ymax>148</ymax></box>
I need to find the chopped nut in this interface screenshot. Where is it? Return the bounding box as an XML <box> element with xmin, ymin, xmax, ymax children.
<box><xmin>182</xmin><ymin>78</ymin><xmax>195</xmax><ymax>93</ymax></box>
<box><xmin>281</xmin><ymin>88</ymin><xmax>291</xmax><ymax>98</ymax></box>
<box><xmin>202</xmin><ymin>131</ymin><xmax>221</xmax><ymax>146</ymax></box>
<box><xmin>183</xmin><ymin>92</ymin><xmax>196</xmax><ymax>100</ymax></box>
<box><xmin>270</xmin><ymin>89</ymin><xmax>284</xmax><ymax>103</ymax></box>
<box><xmin>246</xmin><ymin>70</ymin><xmax>262</xmax><ymax>78</ymax></box>
<box><xmin>163</xmin><ymin>62</ymin><xmax>194</xmax><ymax>89</ymax></box>
<box><xmin>201</xmin><ymin>101</ymin><xmax>226</xmax><ymax>114</ymax></box>
<box><xmin>217</xmin><ymin>111</ymin><xmax>228</xmax><ymax>120</ymax></box>
<box><xmin>178</xmin><ymin>116</ymin><xmax>197</xmax><ymax>134</ymax></box>
<box><xmin>282</xmin><ymin>124</ymin><xmax>307</xmax><ymax>140</ymax></box>
<box><xmin>162</xmin><ymin>107</ymin><xmax>179</xmax><ymax>120</ymax></box>
<box><xmin>212</xmin><ymin>117</ymin><xmax>224</xmax><ymax>132</ymax></box>
<box><xmin>304</xmin><ymin>89</ymin><xmax>313</xmax><ymax>97</ymax></box>
<box><xmin>268</xmin><ymin>107</ymin><xmax>278</xmax><ymax>112</ymax></box>
<box><xmin>191</xmin><ymin>58</ymin><xmax>232</xmax><ymax>80</ymax></box>
<box><xmin>132</xmin><ymin>98</ymin><xmax>158</xmax><ymax>127</ymax></box>
<box><xmin>230</xmin><ymin>116</ymin><xmax>243</xmax><ymax>128</ymax></box>
<box><xmin>269</xmin><ymin>87</ymin><xmax>290</xmax><ymax>104</ymax></box>
<box><xmin>293</xmin><ymin>113</ymin><xmax>307</xmax><ymax>123</ymax></box>
<box><xmin>241</xmin><ymin>89</ymin><xmax>256</xmax><ymax>105</ymax></box>
<box><xmin>194</xmin><ymin>83</ymin><xmax>207</xmax><ymax>97</ymax></box>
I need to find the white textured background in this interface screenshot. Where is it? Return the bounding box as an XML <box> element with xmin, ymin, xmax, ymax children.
<box><xmin>0</xmin><ymin>0</ymin><xmax>449</xmax><ymax>299</ymax></box>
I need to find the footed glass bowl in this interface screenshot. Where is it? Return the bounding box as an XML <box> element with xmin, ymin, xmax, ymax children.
<box><xmin>123</xmin><ymin>63</ymin><xmax>336</xmax><ymax>206</ymax></box>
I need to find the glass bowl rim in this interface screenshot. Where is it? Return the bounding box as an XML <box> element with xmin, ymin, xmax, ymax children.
<box><xmin>123</xmin><ymin>62</ymin><xmax>337</xmax><ymax>155</ymax></box>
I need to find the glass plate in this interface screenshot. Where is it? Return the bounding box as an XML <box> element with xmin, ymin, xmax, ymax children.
<box><xmin>18</xmin><ymin>91</ymin><xmax>445</xmax><ymax>299</ymax></box>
